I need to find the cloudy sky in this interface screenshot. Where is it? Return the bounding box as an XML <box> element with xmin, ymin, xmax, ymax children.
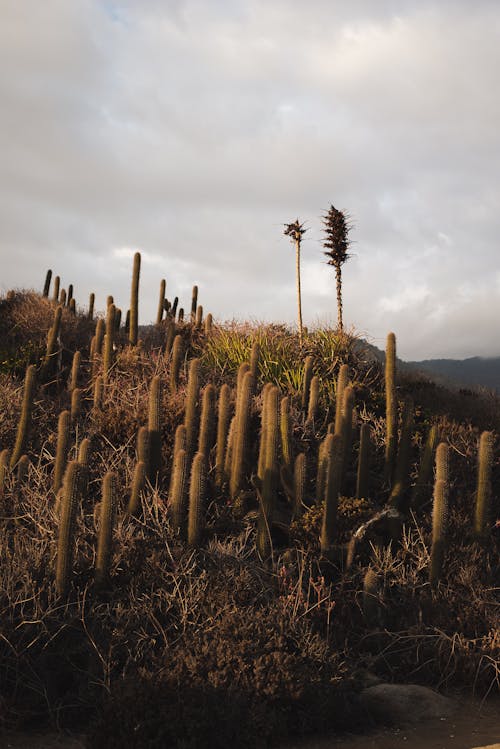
<box><xmin>1</xmin><ymin>0</ymin><xmax>500</xmax><ymax>360</ymax></box>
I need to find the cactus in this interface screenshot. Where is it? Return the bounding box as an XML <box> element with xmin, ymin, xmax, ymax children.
<box><xmin>257</xmin><ymin>385</ymin><xmax>279</xmax><ymax>558</ymax></box>
<box><xmin>164</xmin><ymin>319</ymin><xmax>176</xmax><ymax>355</ymax></box>
<box><xmin>40</xmin><ymin>306</ymin><xmax>62</xmax><ymax>381</ymax></box>
<box><xmin>103</xmin><ymin>304</ymin><xmax>115</xmax><ymax>382</ymax></box>
<box><xmin>127</xmin><ymin>460</ymin><xmax>146</xmax><ymax>517</ymax></box>
<box><xmin>236</xmin><ymin>362</ymin><xmax>251</xmax><ymax>398</ymax></box>
<box><xmin>412</xmin><ymin>425</ymin><xmax>439</xmax><ymax>510</ymax></box>
<box><xmin>187</xmin><ymin>452</ymin><xmax>206</xmax><ymax>547</ymax></box>
<box><xmin>320</xmin><ymin>433</ymin><xmax>343</xmax><ymax>552</ymax></box>
<box><xmin>114</xmin><ymin>307</ymin><xmax>122</xmax><ymax>331</ymax></box>
<box><xmin>435</xmin><ymin>441</ymin><xmax>449</xmax><ymax>484</ymax></box>
<box><xmin>16</xmin><ymin>454</ymin><xmax>29</xmax><ymax>485</ymax></box>
<box><xmin>107</xmin><ymin>295</ymin><xmax>114</xmax><ymax>308</ymax></box>
<box><xmin>52</xmin><ymin>275</ymin><xmax>60</xmax><ymax>303</ymax></box>
<box><xmin>157</xmin><ymin>279</ymin><xmax>166</xmax><ymax>325</ymax></box>
<box><xmin>95</xmin><ymin>471</ymin><xmax>115</xmax><ymax>587</ymax></box>
<box><xmin>292</xmin><ymin>452</ymin><xmax>306</xmax><ymax>520</ymax></box>
<box><xmin>69</xmin><ymin>298</ymin><xmax>76</xmax><ymax>316</ymax></box>
<box><xmin>71</xmin><ymin>388</ymin><xmax>83</xmax><ymax>422</ymax></box>
<box><xmin>129</xmin><ymin>251</ymin><xmax>141</xmax><ymax>346</ymax></box>
<box><xmin>94</xmin><ymin>318</ymin><xmax>105</xmax><ymax>355</ymax></box>
<box><xmin>170</xmin><ymin>334</ymin><xmax>184</xmax><ymax>393</ymax></box>
<box><xmin>389</xmin><ymin>396</ymin><xmax>414</xmax><ymax>512</ymax></box>
<box><xmin>198</xmin><ymin>384</ymin><xmax>216</xmax><ymax>461</ymax></box>
<box><xmin>53</xmin><ymin>410</ymin><xmax>71</xmax><ymax>495</ymax></box>
<box><xmin>10</xmin><ymin>364</ymin><xmax>37</xmax><ymax>469</ymax></box>
<box><xmin>88</xmin><ymin>292</ymin><xmax>95</xmax><ymax>320</ymax></box>
<box><xmin>257</xmin><ymin>383</ymin><xmax>273</xmax><ymax>481</ymax></box>
<box><xmin>430</xmin><ymin>478</ymin><xmax>448</xmax><ymax>590</ymax></box>
<box><xmin>474</xmin><ymin>430</ymin><xmax>494</xmax><ymax>541</ymax></box>
<box><xmin>315</xmin><ymin>436</ymin><xmax>328</xmax><ymax>504</ymax></box>
<box><xmin>67</xmin><ymin>284</ymin><xmax>73</xmax><ymax>307</ymax></box>
<box><xmin>280</xmin><ymin>395</ymin><xmax>293</xmax><ymax>475</ymax></box>
<box><xmin>55</xmin><ymin>461</ymin><xmax>82</xmax><ymax>597</ymax></box>
<box><xmin>306</xmin><ymin>375</ymin><xmax>320</xmax><ymax>426</ymax></box>
<box><xmin>169</xmin><ymin>448</ymin><xmax>188</xmax><ymax>534</ymax></box>
<box><xmin>170</xmin><ymin>297</ymin><xmax>179</xmax><ymax>319</ymax></box>
<box><xmin>0</xmin><ymin>449</ymin><xmax>10</xmax><ymax>499</ymax></box>
<box><xmin>69</xmin><ymin>351</ymin><xmax>81</xmax><ymax>392</ymax></box>
<box><xmin>362</xmin><ymin>567</ymin><xmax>381</xmax><ymax>622</ymax></box>
<box><xmin>355</xmin><ymin>423</ymin><xmax>371</xmax><ymax>499</ymax></box>
<box><xmin>339</xmin><ymin>385</ymin><xmax>355</xmax><ymax>490</ymax></box>
<box><xmin>384</xmin><ymin>332</ymin><xmax>397</xmax><ymax>487</ymax></box>
<box><xmin>77</xmin><ymin>437</ymin><xmax>91</xmax><ymax>494</ymax></box>
<box><xmin>301</xmin><ymin>355</ymin><xmax>314</xmax><ymax>411</ymax></box>
<box><xmin>93</xmin><ymin>375</ymin><xmax>103</xmax><ymax>411</ymax></box>
<box><xmin>136</xmin><ymin>426</ymin><xmax>150</xmax><ymax>479</ymax></box>
<box><xmin>148</xmin><ymin>375</ymin><xmax>162</xmax><ymax>484</ymax></box>
<box><xmin>214</xmin><ymin>384</ymin><xmax>231</xmax><ymax>488</ymax></box>
<box><xmin>184</xmin><ymin>358</ymin><xmax>200</xmax><ymax>458</ymax></box>
<box><xmin>195</xmin><ymin>305</ymin><xmax>203</xmax><ymax>328</ymax></box>
<box><xmin>178</xmin><ymin>307</ymin><xmax>184</xmax><ymax>323</ymax></box>
<box><xmin>191</xmin><ymin>285</ymin><xmax>198</xmax><ymax>322</ymax></box>
<box><xmin>59</xmin><ymin>289</ymin><xmax>67</xmax><ymax>307</ymax></box>
<box><xmin>230</xmin><ymin>370</ymin><xmax>254</xmax><ymax>500</ymax></box>
<box><xmin>334</xmin><ymin>364</ymin><xmax>349</xmax><ymax>435</ymax></box>
<box><xmin>224</xmin><ymin>417</ymin><xmax>236</xmax><ymax>490</ymax></box>
<box><xmin>204</xmin><ymin>313</ymin><xmax>213</xmax><ymax>335</ymax></box>
<box><xmin>43</xmin><ymin>269</ymin><xmax>52</xmax><ymax>297</ymax></box>
<box><xmin>124</xmin><ymin>309</ymin><xmax>130</xmax><ymax>335</ymax></box>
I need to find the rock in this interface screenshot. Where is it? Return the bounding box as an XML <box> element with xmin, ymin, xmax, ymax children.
<box><xmin>359</xmin><ymin>683</ymin><xmax>455</xmax><ymax>725</ymax></box>
<box><xmin>470</xmin><ymin>745</ymin><xmax>500</xmax><ymax>749</ymax></box>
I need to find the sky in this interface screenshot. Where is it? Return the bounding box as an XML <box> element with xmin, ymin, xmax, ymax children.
<box><xmin>1</xmin><ymin>0</ymin><xmax>500</xmax><ymax>360</ymax></box>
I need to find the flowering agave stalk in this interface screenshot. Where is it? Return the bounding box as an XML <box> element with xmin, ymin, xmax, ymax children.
<box><xmin>284</xmin><ymin>219</ymin><xmax>307</xmax><ymax>346</ymax></box>
<box><xmin>322</xmin><ymin>205</ymin><xmax>351</xmax><ymax>333</ymax></box>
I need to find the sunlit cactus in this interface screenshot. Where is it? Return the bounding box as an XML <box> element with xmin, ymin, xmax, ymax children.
<box><xmin>129</xmin><ymin>251</ymin><xmax>141</xmax><ymax>346</ymax></box>
<box><xmin>43</xmin><ymin>269</ymin><xmax>52</xmax><ymax>297</ymax></box>
<box><xmin>56</xmin><ymin>461</ymin><xmax>82</xmax><ymax>597</ymax></box>
<box><xmin>384</xmin><ymin>332</ymin><xmax>397</xmax><ymax>487</ymax></box>
<box><xmin>70</xmin><ymin>387</ymin><xmax>82</xmax><ymax>422</ymax></box>
<box><xmin>198</xmin><ymin>384</ymin><xmax>216</xmax><ymax>462</ymax></box>
<box><xmin>430</xmin><ymin>478</ymin><xmax>448</xmax><ymax>590</ymax></box>
<box><xmin>127</xmin><ymin>460</ymin><xmax>146</xmax><ymax>517</ymax></box>
<box><xmin>474</xmin><ymin>430</ymin><xmax>494</xmax><ymax>541</ymax></box>
<box><xmin>215</xmin><ymin>383</ymin><xmax>231</xmax><ymax>488</ymax></box>
<box><xmin>169</xmin><ymin>448</ymin><xmax>188</xmax><ymax>534</ymax></box>
<box><xmin>10</xmin><ymin>364</ymin><xmax>36</xmax><ymax>469</ymax></box>
<box><xmin>170</xmin><ymin>334</ymin><xmax>184</xmax><ymax>393</ymax></box>
<box><xmin>334</xmin><ymin>364</ymin><xmax>349</xmax><ymax>435</ymax></box>
<box><xmin>148</xmin><ymin>376</ymin><xmax>162</xmax><ymax>484</ymax></box>
<box><xmin>69</xmin><ymin>351</ymin><xmax>81</xmax><ymax>393</ymax></box>
<box><xmin>188</xmin><ymin>452</ymin><xmax>207</xmax><ymax>547</ymax></box>
<box><xmin>95</xmin><ymin>471</ymin><xmax>116</xmax><ymax>587</ymax></box>
<box><xmin>184</xmin><ymin>357</ymin><xmax>200</xmax><ymax>459</ymax></box>
<box><xmin>306</xmin><ymin>375</ymin><xmax>320</xmax><ymax>426</ymax></box>
<box><xmin>230</xmin><ymin>370</ymin><xmax>254</xmax><ymax>500</ymax></box>
<box><xmin>40</xmin><ymin>306</ymin><xmax>62</xmax><ymax>381</ymax></box>
<box><xmin>301</xmin><ymin>355</ymin><xmax>314</xmax><ymax>411</ymax></box>
<box><xmin>53</xmin><ymin>410</ymin><xmax>71</xmax><ymax>495</ymax></box>
<box><xmin>157</xmin><ymin>279</ymin><xmax>166</xmax><ymax>325</ymax></box>
<box><xmin>280</xmin><ymin>395</ymin><xmax>293</xmax><ymax>475</ymax></box>
<box><xmin>320</xmin><ymin>433</ymin><xmax>343</xmax><ymax>552</ymax></box>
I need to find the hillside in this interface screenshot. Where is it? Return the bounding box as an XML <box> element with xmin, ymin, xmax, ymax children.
<box><xmin>405</xmin><ymin>356</ymin><xmax>500</xmax><ymax>393</ymax></box>
<box><xmin>0</xmin><ymin>267</ymin><xmax>499</xmax><ymax>748</ymax></box>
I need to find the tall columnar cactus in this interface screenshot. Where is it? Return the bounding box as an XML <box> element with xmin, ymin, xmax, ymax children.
<box><xmin>435</xmin><ymin>441</ymin><xmax>449</xmax><ymax>484</ymax></box>
<box><xmin>124</xmin><ymin>309</ymin><xmax>130</xmax><ymax>335</ymax></box>
<box><xmin>301</xmin><ymin>355</ymin><xmax>314</xmax><ymax>411</ymax></box>
<box><xmin>53</xmin><ymin>410</ymin><xmax>71</xmax><ymax>495</ymax></box>
<box><xmin>55</xmin><ymin>461</ymin><xmax>82</xmax><ymax>597</ymax></box>
<box><xmin>306</xmin><ymin>375</ymin><xmax>320</xmax><ymax>426</ymax></box>
<box><xmin>188</xmin><ymin>452</ymin><xmax>206</xmax><ymax>547</ymax></box>
<box><xmin>224</xmin><ymin>417</ymin><xmax>236</xmax><ymax>489</ymax></box>
<box><xmin>78</xmin><ymin>437</ymin><xmax>91</xmax><ymax>495</ymax></box>
<box><xmin>136</xmin><ymin>426</ymin><xmax>150</xmax><ymax>479</ymax></box>
<box><xmin>411</xmin><ymin>425</ymin><xmax>439</xmax><ymax>510</ymax></box>
<box><xmin>257</xmin><ymin>383</ymin><xmax>273</xmax><ymax>481</ymax></box>
<box><xmin>178</xmin><ymin>308</ymin><xmax>184</xmax><ymax>323</ymax></box>
<box><xmin>474</xmin><ymin>430</ymin><xmax>494</xmax><ymax>541</ymax></box>
<box><xmin>59</xmin><ymin>289</ymin><xmax>67</xmax><ymax>307</ymax></box>
<box><xmin>127</xmin><ymin>460</ymin><xmax>146</xmax><ymax>517</ymax></box>
<box><xmin>191</xmin><ymin>285</ymin><xmax>198</xmax><ymax>323</ymax></box>
<box><xmin>198</xmin><ymin>384</ymin><xmax>216</xmax><ymax>461</ymax></box>
<box><xmin>71</xmin><ymin>388</ymin><xmax>83</xmax><ymax>423</ymax></box>
<box><xmin>69</xmin><ymin>351</ymin><xmax>81</xmax><ymax>392</ymax></box>
<box><xmin>236</xmin><ymin>362</ymin><xmax>251</xmax><ymax>400</ymax></box>
<box><xmin>93</xmin><ymin>375</ymin><xmax>103</xmax><ymax>411</ymax></box>
<box><xmin>129</xmin><ymin>251</ymin><xmax>141</xmax><ymax>346</ymax></box>
<box><xmin>320</xmin><ymin>433</ymin><xmax>343</xmax><ymax>553</ymax></box>
<box><xmin>148</xmin><ymin>376</ymin><xmax>162</xmax><ymax>484</ymax></box>
<box><xmin>114</xmin><ymin>307</ymin><xmax>122</xmax><ymax>330</ymax></box>
<box><xmin>169</xmin><ymin>448</ymin><xmax>188</xmax><ymax>534</ymax></box>
<box><xmin>103</xmin><ymin>304</ymin><xmax>116</xmax><ymax>383</ymax></box>
<box><xmin>94</xmin><ymin>318</ymin><xmax>105</xmax><ymax>355</ymax></box>
<box><xmin>205</xmin><ymin>313</ymin><xmax>213</xmax><ymax>335</ymax></box>
<box><xmin>280</xmin><ymin>395</ymin><xmax>293</xmax><ymax>475</ymax></box>
<box><xmin>157</xmin><ymin>279</ymin><xmax>166</xmax><ymax>325</ymax></box>
<box><xmin>164</xmin><ymin>319</ymin><xmax>176</xmax><ymax>355</ymax></box>
<box><xmin>184</xmin><ymin>358</ymin><xmax>200</xmax><ymax>458</ymax></box>
<box><xmin>0</xmin><ymin>449</ymin><xmax>10</xmax><ymax>499</ymax></box>
<box><xmin>339</xmin><ymin>385</ymin><xmax>355</xmax><ymax>490</ymax></box>
<box><xmin>362</xmin><ymin>567</ymin><xmax>381</xmax><ymax>623</ymax></box>
<box><xmin>334</xmin><ymin>364</ymin><xmax>349</xmax><ymax>435</ymax></box>
<box><xmin>355</xmin><ymin>423</ymin><xmax>371</xmax><ymax>499</ymax></box>
<box><xmin>88</xmin><ymin>292</ymin><xmax>95</xmax><ymax>320</ymax></box>
<box><xmin>10</xmin><ymin>364</ymin><xmax>37</xmax><ymax>469</ymax></box>
<box><xmin>215</xmin><ymin>384</ymin><xmax>231</xmax><ymax>488</ymax></box>
<box><xmin>316</xmin><ymin>436</ymin><xmax>328</xmax><ymax>504</ymax></box>
<box><xmin>41</xmin><ymin>306</ymin><xmax>62</xmax><ymax>381</ymax></box>
<box><xmin>389</xmin><ymin>396</ymin><xmax>414</xmax><ymax>512</ymax></box>
<box><xmin>69</xmin><ymin>298</ymin><xmax>76</xmax><ymax>316</ymax></box>
<box><xmin>170</xmin><ymin>334</ymin><xmax>184</xmax><ymax>393</ymax></box>
<box><xmin>43</xmin><ymin>269</ymin><xmax>52</xmax><ymax>297</ymax></box>
<box><xmin>52</xmin><ymin>276</ymin><xmax>60</xmax><ymax>303</ymax></box>
<box><xmin>257</xmin><ymin>385</ymin><xmax>279</xmax><ymax>558</ymax></box>
<box><xmin>195</xmin><ymin>305</ymin><xmax>203</xmax><ymax>328</ymax></box>
<box><xmin>16</xmin><ymin>454</ymin><xmax>29</xmax><ymax>485</ymax></box>
<box><xmin>95</xmin><ymin>471</ymin><xmax>116</xmax><ymax>587</ymax></box>
<box><xmin>384</xmin><ymin>332</ymin><xmax>397</xmax><ymax>487</ymax></box>
<box><xmin>230</xmin><ymin>370</ymin><xmax>254</xmax><ymax>500</ymax></box>
<box><xmin>430</xmin><ymin>478</ymin><xmax>448</xmax><ymax>590</ymax></box>
<box><xmin>170</xmin><ymin>297</ymin><xmax>179</xmax><ymax>319</ymax></box>
<box><xmin>292</xmin><ymin>452</ymin><xmax>306</xmax><ymax>520</ymax></box>
<box><xmin>67</xmin><ymin>284</ymin><xmax>73</xmax><ymax>308</ymax></box>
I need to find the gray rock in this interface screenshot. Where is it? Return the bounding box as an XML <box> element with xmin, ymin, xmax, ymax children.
<box><xmin>360</xmin><ymin>683</ymin><xmax>455</xmax><ymax>725</ymax></box>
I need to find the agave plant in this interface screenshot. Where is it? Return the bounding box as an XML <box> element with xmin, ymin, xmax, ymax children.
<box><xmin>322</xmin><ymin>205</ymin><xmax>352</xmax><ymax>333</ymax></box>
<box><xmin>284</xmin><ymin>219</ymin><xmax>307</xmax><ymax>346</ymax></box>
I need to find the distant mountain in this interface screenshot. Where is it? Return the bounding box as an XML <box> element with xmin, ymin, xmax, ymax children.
<box><xmin>404</xmin><ymin>356</ymin><xmax>500</xmax><ymax>393</ymax></box>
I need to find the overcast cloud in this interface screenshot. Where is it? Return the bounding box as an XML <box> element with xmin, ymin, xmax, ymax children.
<box><xmin>1</xmin><ymin>0</ymin><xmax>500</xmax><ymax>359</ymax></box>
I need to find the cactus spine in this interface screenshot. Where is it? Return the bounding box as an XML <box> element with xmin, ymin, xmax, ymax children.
<box><xmin>280</xmin><ymin>396</ymin><xmax>293</xmax><ymax>475</ymax></box>
<box><xmin>55</xmin><ymin>461</ymin><xmax>82</xmax><ymax>597</ymax></box>
<box><xmin>129</xmin><ymin>251</ymin><xmax>141</xmax><ymax>346</ymax></box>
<box><xmin>136</xmin><ymin>426</ymin><xmax>150</xmax><ymax>480</ymax></box>
<box><xmin>148</xmin><ymin>376</ymin><xmax>162</xmax><ymax>484</ymax></box>
<box><xmin>198</xmin><ymin>384</ymin><xmax>216</xmax><ymax>461</ymax></box>
<box><xmin>69</xmin><ymin>351</ymin><xmax>81</xmax><ymax>392</ymax></box>
<box><xmin>306</xmin><ymin>375</ymin><xmax>320</xmax><ymax>426</ymax></box>
<box><xmin>215</xmin><ymin>384</ymin><xmax>231</xmax><ymax>488</ymax></box>
<box><xmin>430</xmin><ymin>479</ymin><xmax>448</xmax><ymax>589</ymax></box>
<box><xmin>188</xmin><ymin>452</ymin><xmax>206</xmax><ymax>547</ymax></box>
<box><xmin>412</xmin><ymin>425</ymin><xmax>439</xmax><ymax>509</ymax></box>
<box><xmin>43</xmin><ymin>269</ymin><xmax>52</xmax><ymax>297</ymax></box>
<box><xmin>320</xmin><ymin>433</ymin><xmax>343</xmax><ymax>552</ymax></box>
<box><xmin>230</xmin><ymin>370</ymin><xmax>254</xmax><ymax>500</ymax></box>
<box><xmin>184</xmin><ymin>358</ymin><xmax>200</xmax><ymax>459</ymax></box>
<box><xmin>355</xmin><ymin>423</ymin><xmax>371</xmax><ymax>499</ymax></box>
<box><xmin>257</xmin><ymin>385</ymin><xmax>279</xmax><ymax>558</ymax></box>
<box><xmin>169</xmin><ymin>448</ymin><xmax>188</xmax><ymax>534</ymax></box>
<box><xmin>95</xmin><ymin>471</ymin><xmax>115</xmax><ymax>587</ymax></box>
<box><xmin>127</xmin><ymin>460</ymin><xmax>146</xmax><ymax>517</ymax></box>
<box><xmin>384</xmin><ymin>332</ymin><xmax>397</xmax><ymax>487</ymax></box>
<box><xmin>10</xmin><ymin>364</ymin><xmax>36</xmax><ymax>469</ymax></box>
<box><xmin>71</xmin><ymin>388</ymin><xmax>83</xmax><ymax>423</ymax></box>
<box><xmin>53</xmin><ymin>410</ymin><xmax>71</xmax><ymax>495</ymax></box>
<box><xmin>293</xmin><ymin>452</ymin><xmax>306</xmax><ymax>520</ymax></box>
<box><xmin>474</xmin><ymin>430</ymin><xmax>494</xmax><ymax>541</ymax></box>
<box><xmin>157</xmin><ymin>279</ymin><xmax>166</xmax><ymax>325</ymax></box>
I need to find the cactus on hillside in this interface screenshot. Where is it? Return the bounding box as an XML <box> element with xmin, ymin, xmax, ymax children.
<box><xmin>157</xmin><ymin>279</ymin><xmax>166</xmax><ymax>325</ymax></box>
<box><xmin>215</xmin><ymin>383</ymin><xmax>232</xmax><ymax>488</ymax></box>
<box><xmin>280</xmin><ymin>396</ymin><xmax>293</xmax><ymax>475</ymax></box>
<box><xmin>230</xmin><ymin>370</ymin><xmax>254</xmax><ymax>500</ymax></box>
<box><xmin>257</xmin><ymin>385</ymin><xmax>279</xmax><ymax>558</ymax></box>
<box><xmin>355</xmin><ymin>423</ymin><xmax>371</xmax><ymax>499</ymax></box>
<box><xmin>170</xmin><ymin>334</ymin><xmax>184</xmax><ymax>393</ymax></box>
<box><xmin>184</xmin><ymin>358</ymin><xmax>200</xmax><ymax>458</ymax></box>
<box><xmin>195</xmin><ymin>305</ymin><xmax>203</xmax><ymax>328</ymax></box>
<box><xmin>40</xmin><ymin>306</ymin><xmax>62</xmax><ymax>381</ymax></box>
<box><xmin>70</xmin><ymin>388</ymin><xmax>83</xmax><ymax>422</ymax></box>
<box><xmin>53</xmin><ymin>410</ymin><xmax>71</xmax><ymax>495</ymax></box>
<box><xmin>93</xmin><ymin>375</ymin><xmax>103</xmax><ymax>411</ymax></box>
<box><xmin>474</xmin><ymin>430</ymin><xmax>494</xmax><ymax>541</ymax></box>
<box><xmin>10</xmin><ymin>364</ymin><xmax>37</xmax><ymax>469</ymax></box>
<box><xmin>204</xmin><ymin>313</ymin><xmax>213</xmax><ymax>335</ymax></box>
<box><xmin>301</xmin><ymin>356</ymin><xmax>314</xmax><ymax>411</ymax></box>
<box><xmin>103</xmin><ymin>304</ymin><xmax>116</xmax><ymax>383</ymax></box>
<box><xmin>435</xmin><ymin>441</ymin><xmax>449</xmax><ymax>484</ymax></box>
<box><xmin>430</xmin><ymin>478</ymin><xmax>448</xmax><ymax>589</ymax></box>
<box><xmin>320</xmin><ymin>433</ymin><xmax>343</xmax><ymax>552</ymax></box>
<box><xmin>306</xmin><ymin>375</ymin><xmax>320</xmax><ymax>426</ymax></box>
<box><xmin>43</xmin><ymin>269</ymin><xmax>52</xmax><ymax>297</ymax></box>
<box><xmin>198</xmin><ymin>384</ymin><xmax>216</xmax><ymax>461</ymax></box>
<box><xmin>55</xmin><ymin>461</ymin><xmax>82</xmax><ymax>597</ymax></box>
<box><xmin>69</xmin><ymin>351</ymin><xmax>81</xmax><ymax>392</ymax></box>
<box><xmin>136</xmin><ymin>426</ymin><xmax>150</xmax><ymax>479</ymax></box>
<box><xmin>129</xmin><ymin>251</ymin><xmax>141</xmax><ymax>346</ymax></box>
<box><xmin>127</xmin><ymin>460</ymin><xmax>146</xmax><ymax>517</ymax></box>
<box><xmin>148</xmin><ymin>376</ymin><xmax>162</xmax><ymax>484</ymax></box>
<box><xmin>411</xmin><ymin>425</ymin><xmax>439</xmax><ymax>509</ymax></box>
<box><xmin>334</xmin><ymin>364</ymin><xmax>349</xmax><ymax>435</ymax></box>
<box><xmin>169</xmin><ymin>448</ymin><xmax>188</xmax><ymax>534</ymax></box>
<box><xmin>95</xmin><ymin>471</ymin><xmax>116</xmax><ymax>587</ymax></box>
<box><xmin>191</xmin><ymin>285</ymin><xmax>198</xmax><ymax>323</ymax></box>
<box><xmin>88</xmin><ymin>292</ymin><xmax>95</xmax><ymax>320</ymax></box>
<box><xmin>293</xmin><ymin>452</ymin><xmax>306</xmax><ymax>520</ymax></box>
<box><xmin>188</xmin><ymin>452</ymin><xmax>207</xmax><ymax>547</ymax></box>
<box><xmin>52</xmin><ymin>276</ymin><xmax>60</xmax><ymax>303</ymax></box>
<box><xmin>384</xmin><ymin>332</ymin><xmax>397</xmax><ymax>487</ymax></box>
